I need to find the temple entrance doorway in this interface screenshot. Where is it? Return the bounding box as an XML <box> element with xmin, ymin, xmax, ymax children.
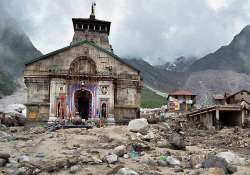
<box><xmin>75</xmin><ymin>90</ymin><xmax>92</xmax><ymax>120</ymax></box>
<box><xmin>101</xmin><ymin>103</ymin><xmax>107</xmax><ymax>118</ymax></box>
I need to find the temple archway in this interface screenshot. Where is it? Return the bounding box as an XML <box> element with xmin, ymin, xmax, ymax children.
<box><xmin>74</xmin><ymin>90</ymin><xmax>92</xmax><ymax>120</ymax></box>
<box><xmin>101</xmin><ymin>103</ymin><xmax>107</xmax><ymax>118</ymax></box>
<box><xmin>68</xmin><ymin>56</ymin><xmax>97</xmax><ymax>76</ymax></box>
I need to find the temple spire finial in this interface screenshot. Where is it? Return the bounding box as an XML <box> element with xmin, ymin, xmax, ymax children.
<box><xmin>90</xmin><ymin>2</ymin><xmax>96</xmax><ymax>19</ymax></box>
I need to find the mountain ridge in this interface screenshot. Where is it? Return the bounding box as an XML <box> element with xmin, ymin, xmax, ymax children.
<box><xmin>188</xmin><ymin>25</ymin><xmax>250</xmax><ymax>74</ymax></box>
<box><xmin>0</xmin><ymin>6</ymin><xmax>42</xmax><ymax>97</ymax></box>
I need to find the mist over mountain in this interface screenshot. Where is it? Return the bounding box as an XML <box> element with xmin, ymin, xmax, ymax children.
<box><xmin>0</xmin><ymin>6</ymin><xmax>42</xmax><ymax>97</ymax></box>
<box><xmin>189</xmin><ymin>25</ymin><xmax>250</xmax><ymax>74</ymax></box>
<box><xmin>2</xmin><ymin>1</ymin><xmax>250</xmax><ymax>107</ymax></box>
<box><xmin>123</xmin><ymin>58</ymin><xmax>187</xmax><ymax>92</ymax></box>
<box><xmin>156</xmin><ymin>56</ymin><xmax>197</xmax><ymax>72</ymax></box>
<box><xmin>124</xmin><ymin>25</ymin><xmax>250</xmax><ymax>105</ymax></box>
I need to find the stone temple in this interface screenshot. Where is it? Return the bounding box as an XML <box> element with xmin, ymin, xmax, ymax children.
<box><xmin>24</xmin><ymin>4</ymin><xmax>142</xmax><ymax>123</ymax></box>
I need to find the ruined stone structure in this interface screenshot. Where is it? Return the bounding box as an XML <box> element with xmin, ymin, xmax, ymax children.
<box><xmin>225</xmin><ymin>89</ymin><xmax>250</xmax><ymax>105</ymax></box>
<box><xmin>167</xmin><ymin>90</ymin><xmax>196</xmax><ymax>112</ymax></box>
<box><xmin>187</xmin><ymin>89</ymin><xmax>250</xmax><ymax>129</ymax></box>
<box><xmin>24</xmin><ymin>5</ymin><xmax>142</xmax><ymax>123</ymax></box>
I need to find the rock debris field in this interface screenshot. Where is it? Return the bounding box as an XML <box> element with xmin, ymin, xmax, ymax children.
<box><xmin>0</xmin><ymin>115</ymin><xmax>250</xmax><ymax>175</ymax></box>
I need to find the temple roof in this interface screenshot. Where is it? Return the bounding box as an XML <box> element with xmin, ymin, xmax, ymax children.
<box><xmin>72</xmin><ymin>3</ymin><xmax>111</xmax><ymax>35</ymax></box>
<box><xmin>25</xmin><ymin>40</ymin><xmax>140</xmax><ymax>73</ymax></box>
<box><xmin>72</xmin><ymin>18</ymin><xmax>111</xmax><ymax>35</ymax></box>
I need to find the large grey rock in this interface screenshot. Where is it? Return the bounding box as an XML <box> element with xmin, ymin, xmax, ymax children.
<box><xmin>69</xmin><ymin>165</ymin><xmax>81</xmax><ymax>174</ymax></box>
<box><xmin>114</xmin><ymin>145</ymin><xmax>126</xmax><ymax>157</ymax></box>
<box><xmin>202</xmin><ymin>155</ymin><xmax>237</xmax><ymax>174</ymax></box>
<box><xmin>0</xmin><ymin>152</ymin><xmax>10</xmax><ymax>160</ymax></box>
<box><xmin>0</xmin><ymin>158</ymin><xmax>7</xmax><ymax>167</ymax></box>
<box><xmin>217</xmin><ymin>151</ymin><xmax>246</xmax><ymax>165</ymax></box>
<box><xmin>169</xmin><ymin>132</ymin><xmax>186</xmax><ymax>150</ymax></box>
<box><xmin>116</xmin><ymin>168</ymin><xmax>139</xmax><ymax>175</ymax></box>
<box><xmin>128</xmin><ymin>118</ymin><xmax>148</xmax><ymax>133</ymax></box>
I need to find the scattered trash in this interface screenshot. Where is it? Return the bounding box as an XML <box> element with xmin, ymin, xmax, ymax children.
<box><xmin>159</xmin><ymin>155</ymin><xmax>167</xmax><ymax>161</ymax></box>
<box><xmin>129</xmin><ymin>151</ymin><xmax>139</xmax><ymax>160</ymax></box>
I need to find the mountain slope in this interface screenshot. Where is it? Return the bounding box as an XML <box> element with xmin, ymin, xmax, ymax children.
<box><xmin>189</xmin><ymin>25</ymin><xmax>250</xmax><ymax>73</ymax></box>
<box><xmin>123</xmin><ymin>58</ymin><xmax>188</xmax><ymax>92</ymax></box>
<box><xmin>0</xmin><ymin>6</ymin><xmax>42</xmax><ymax>97</ymax></box>
<box><xmin>156</xmin><ymin>56</ymin><xmax>197</xmax><ymax>72</ymax></box>
<box><xmin>124</xmin><ymin>25</ymin><xmax>250</xmax><ymax>106</ymax></box>
<box><xmin>184</xmin><ymin>70</ymin><xmax>250</xmax><ymax>105</ymax></box>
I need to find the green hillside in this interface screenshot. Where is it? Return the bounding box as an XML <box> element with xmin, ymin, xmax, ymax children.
<box><xmin>141</xmin><ymin>87</ymin><xmax>166</xmax><ymax>108</ymax></box>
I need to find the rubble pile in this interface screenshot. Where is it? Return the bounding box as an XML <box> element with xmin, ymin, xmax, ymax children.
<box><xmin>0</xmin><ymin>112</ymin><xmax>250</xmax><ymax>174</ymax></box>
<box><xmin>140</xmin><ymin>106</ymin><xmax>167</xmax><ymax>124</ymax></box>
<box><xmin>0</xmin><ymin>104</ymin><xmax>26</xmax><ymax>127</ymax></box>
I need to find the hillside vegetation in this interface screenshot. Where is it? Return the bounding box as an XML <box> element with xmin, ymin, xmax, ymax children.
<box><xmin>141</xmin><ymin>87</ymin><xmax>166</xmax><ymax>108</ymax></box>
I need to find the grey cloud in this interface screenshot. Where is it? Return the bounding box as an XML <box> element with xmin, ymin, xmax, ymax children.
<box><xmin>1</xmin><ymin>0</ymin><xmax>250</xmax><ymax>64</ymax></box>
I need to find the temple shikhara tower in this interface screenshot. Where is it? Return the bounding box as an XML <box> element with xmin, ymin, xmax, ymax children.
<box><xmin>24</xmin><ymin>4</ymin><xmax>142</xmax><ymax>123</ymax></box>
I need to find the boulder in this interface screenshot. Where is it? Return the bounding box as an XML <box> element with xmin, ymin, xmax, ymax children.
<box><xmin>69</xmin><ymin>165</ymin><xmax>81</xmax><ymax>174</ymax></box>
<box><xmin>0</xmin><ymin>152</ymin><xmax>10</xmax><ymax>160</ymax></box>
<box><xmin>116</xmin><ymin>168</ymin><xmax>139</xmax><ymax>175</ymax></box>
<box><xmin>128</xmin><ymin>118</ymin><xmax>148</xmax><ymax>133</ymax></box>
<box><xmin>169</xmin><ymin>132</ymin><xmax>186</xmax><ymax>150</ymax></box>
<box><xmin>202</xmin><ymin>155</ymin><xmax>237</xmax><ymax>174</ymax></box>
<box><xmin>0</xmin><ymin>158</ymin><xmax>7</xmax><ymax>167</ymax></box>
<box><xmin>114</xmin><ymin>145</ymin><xmax>126</xmax><ymax>157</ymax></box>
<box><xmin>216</xmin><ymin>151</ymin><xmax>245</xmax><ymax>165</ymax></box>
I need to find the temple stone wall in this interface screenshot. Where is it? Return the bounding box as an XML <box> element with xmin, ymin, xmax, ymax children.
<box><xmin>24</xmin><ymin>44</ymin><xmax>138</xmax><ymax>77</ymax></box>
<box><xmin>24</xmin><ymin>12</ymin><xmax>142</xmax><ymax>122</ymax></box>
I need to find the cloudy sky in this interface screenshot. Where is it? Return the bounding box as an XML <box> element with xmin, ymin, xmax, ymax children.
<box><xmin>2</xmin><ymin>0</ymin><xmax>250</xmax><ymax>64</ymax></box>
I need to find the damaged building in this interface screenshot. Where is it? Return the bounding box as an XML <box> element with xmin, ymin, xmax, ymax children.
<box><xmin>167</xmin><ymin>90</ymin><xmax>197</xmax><ymax>112</ymax></box>
<box><xmin>23</xmin><ymin>5</ymin><xmax>142</xmax><ymax>123</ymax></box>
<box><xmin>187</xmin><ymin>90</ymin><xmax>250</xmax><ymax>129</ymax></box>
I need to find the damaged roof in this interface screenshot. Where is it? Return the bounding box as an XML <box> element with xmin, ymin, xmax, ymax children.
<box><xmin>25</xmin><ymin>40</ymin><xmax>140</xmax><ymax>73</ymax></box>
<box><xmin>169</xmin><ymin>90</ymin><xmax>197</xmax><ymax>96</ymax></box>
<box><xmin>226</xmin><ymin>89</ymin><xmax>250</xmax><ymax>99</ymax></box>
